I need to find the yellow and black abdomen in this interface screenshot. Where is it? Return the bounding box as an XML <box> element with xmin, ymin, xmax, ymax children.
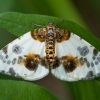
<box><xmin>46</xmin><ymin>28</ymin><xmax>55</xmax><ymax>67</ymax></box>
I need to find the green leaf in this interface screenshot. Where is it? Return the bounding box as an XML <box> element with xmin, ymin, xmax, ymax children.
<box><xmin>0</xmin><ymin>12</ymin><xmax>100</xmax><ymax>100</ymax></box>
<box><xmin>0</xmin><ymin>12</ymin><xmax>99</xmax><ymax>50</ymax></box>
<box><xmin>66</xmin><ymin>79</ymin><xmax>100</xmax><ymax>100</ymax></box>
<box><xmin>0</xmin><ymin>80</ymin><xmax>58</xmax><ymax>100</ymax></box>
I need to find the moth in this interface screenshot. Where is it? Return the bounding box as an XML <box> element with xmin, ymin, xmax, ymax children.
<box><xmin>0</xmin><ymin>21</ymin><xmax>100</xmax><ymax>81</ymax></box>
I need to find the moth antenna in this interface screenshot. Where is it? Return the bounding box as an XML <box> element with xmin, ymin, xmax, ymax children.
<box><xmin>32</xmin><ymin>22</ymin><xmax>45</xmax><ymax>27</ymax></box>
<box><xmin>56</xmin><ymin>19</ymin><xmax>64</xmax><ymax>27</ymax></box>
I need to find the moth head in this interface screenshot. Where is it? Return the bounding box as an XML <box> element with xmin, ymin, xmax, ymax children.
<box><xmin>47</xmin><ymin>22</ymin><xmax>56</xmax><ymax>29</ymax></box>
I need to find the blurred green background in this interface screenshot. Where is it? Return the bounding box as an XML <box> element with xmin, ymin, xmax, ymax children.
<box><xmin>0</xmin><ymin>0</ymin><xmax>100</xmax><ymax>100</ymax></box>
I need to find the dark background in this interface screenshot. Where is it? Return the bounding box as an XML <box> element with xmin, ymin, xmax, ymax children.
<box><xmin>0</xmin><ymin>0</ymin><xmax>100</xmax><ymax>100</ymax></box>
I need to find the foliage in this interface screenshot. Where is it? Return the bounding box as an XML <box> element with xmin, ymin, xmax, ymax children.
<box><xmin>0</xmin><ymin>12</ymin><xmax>100</xmax><ymax>100</ymax></box>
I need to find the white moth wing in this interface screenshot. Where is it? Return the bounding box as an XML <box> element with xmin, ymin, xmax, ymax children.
<box><xmin>51</xmin><ymin>41</ymin><xmax>78</xmax><ymax>81</ymax></box>
<box><xmin>66</xmin><ymin>33</ymin><xmax>100</xmax><ymax>80</ymax></box>
<box><xmin>0</xmin><ymin>32</ymin><xmax>49</xmax><ymax>81</ymax></box>
<box><xmin>51</xmin><ymin>64</ymin><xmax>78</xmax><ymax>81</ymax></box>
<box><xmin>51</xmin><ymin>33</ymin><xmax>100</xmax><ymax>81</ymax></box>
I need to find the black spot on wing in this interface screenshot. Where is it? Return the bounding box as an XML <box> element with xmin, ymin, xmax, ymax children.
<box><xmin>86</xmin><ymin>71</ymin><xmax>94</xmax><ymax>79</ymax></box>
<box><xmin>52</xmin><ymin>56</ymin><xmax>60</xmax><ymax>69</ymax></box>
<box><xmin>7</xmin><ymin>60</ymin><xmax>11</xmax><ymax>65</ymax></box>
<box><xmin>64</xmin><ymin>60</ymin><xmax>77</xmax><ymax>72</ymax></box>
<box><xmin>5</xmin><ymin>55</ymin><xmax>8</xmax><ymax>59</ymax></box>
<box><xmin>86</xmin><ymin>62</ymin><xmax>90</xmax><ymax>67</ymax></box>
<box><xmin>62</xmin><ymin>55</ymin><xmax>81</xmax><ymax>73</ymax></box>
<box><xmin>84</xmin><ymin>58</ymin><xmax>87</xmax><ymax>62</ymax></box>
<box><xmin>93</xmin><ymin>48</ymin><xmax>98</xmax><ymax>56</ymax></box>
<box><xmin>2</xmin><ymin>45</ymin><xmax>8</xmax><ymax>54</ymax></box>
<box><xmin>97</xmin><ymin>57</ymin><xmax>100</xmax><ymax>62</ymax></box>
<box><xmin>12</xmin><ymin>44</ymin><xmax>22</xmax><ymax>54</ymax></box>
<box><xmin>24</xmin><ymin>54</ymin><xmax>40</xmax><ymax>71</ymax></box>
<box><xmin>63</xmin><ymin>60</ymin><xmax>77</xmax><ymax>72</ymax></box>
<box><xmin>0</xmin><ymin>54</ymin><xmax>3</xmax><ymax>60</ymax></box>
<box><xmin>95</xmin><ymin>61</ymin><xmax>98</xmax><ymax>65</ymax></box>
<box><xmin>25</xmin><ymin>59</ymin><xmax>38</xmax><ymax>70</ymax></box>
<box><xmin>77</xmin><ymin>46</ymin><xmax>89</xmax><ymax>56</ymax></box>
<box><xmin>79</xmin><ymin>57</ymin><xmax>84</xmax><ymax>66</ymax></box>
<box><xmin>17</xmin><ymin>56</ymin><xmax>23</xmax><ymax>64</ymax></box>
<box><xmin>12</xmin><ymin>58</ymin><xmax>17</xmax><ymax>65</ymax></box>
<box><xmin>2</xmin><ymin>59</ymin><xmax>6</xmax><ymax>63</ymax></box>
<box><xmin>9</xmin><ymin>68</ymin><xmax>16</xmax><ymax>76</ymax></box>
<box><xmin>0</xmin><ymin>70</ymin><xmax>5</xmax><ymax>74</ymax></box>
<box><xmin>83</xmin><ymin>58</ymin><xmax>90</xmax><ymax>67</ymax></box>
<box><xmin>91</xmin><ymin>62</ymin><xmax>94</xmax><ymax>67</ymax></box>
<box><xmin>62</xmin><ymin>56</ymin><xmax>77</xmax><ymax>73</ymax></box>
<box><xmin>41</xmin><ymin>57</ymin><xmax>48</xmax><ymax>67</ymax></box>
<box><xmin>92</xmin><ymin>56</ymin><xmax>96</xmax><ymax>60</ymax></box>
